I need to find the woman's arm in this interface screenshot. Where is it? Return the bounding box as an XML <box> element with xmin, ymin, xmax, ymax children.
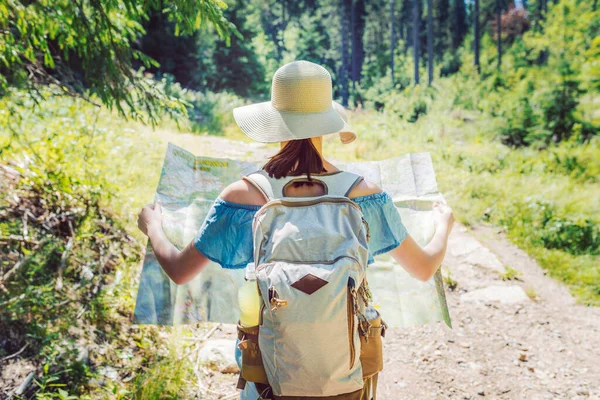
<box><xmin>137</xmin><ymin>180</ymin><xmax>264</xmax><ymax>285</ymax></box>
<box><xmin>138</xmin><ymin>203</ymin><xmax>209</xmax><ymax>285</ymax></box>
<box><xmin>348</xmin><ymin>179</ymin><xmax>455</xmax><ymax>281</ymax></box>
<box><xmin>389</xmin><ymin>202</ymin><xmax>454</xmax><ymax>281</ymax></box>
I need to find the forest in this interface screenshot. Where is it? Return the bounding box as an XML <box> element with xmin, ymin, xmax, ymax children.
<box><xmin>0</xmin><ymin>0</ymin><xmax>599</xmax><ymax>398</ymax></box>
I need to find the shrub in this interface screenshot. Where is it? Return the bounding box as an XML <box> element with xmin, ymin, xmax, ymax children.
<box><xmin>0</xmin><ymin>89</ymin><xmax>173</xmax><ymax>398</ymax></box>
<box><xmin>500</xmin><ymin>96</ymin><xmax>540</xmax><ymax>147</ymax></box>
<box><xmin>440</xmin><ymin>52</ymin><xmax>462</xmax><ymax>77</ymax></box>
<box><xmin>161</xmin><ymin>75</ymin><xmax>245</xmax><ymax>134</ymax></box>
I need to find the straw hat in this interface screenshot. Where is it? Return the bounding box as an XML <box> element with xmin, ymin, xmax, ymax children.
<box><xmin>233</xmin><ymin>61</ymin><xmax>356</xmax><ymax>144</ymax></box>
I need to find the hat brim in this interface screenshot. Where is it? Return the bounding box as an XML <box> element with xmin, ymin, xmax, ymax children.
<box><xmin>233</xmin><ymin>101</ymin><xmax>356</xmax><ymax>144</ymax></box>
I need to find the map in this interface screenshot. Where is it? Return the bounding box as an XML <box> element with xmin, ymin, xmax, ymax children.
<box><xmin>133</xmin><ymin>143</ymin><xmax>452</xmax><ymax>329</ymax></box>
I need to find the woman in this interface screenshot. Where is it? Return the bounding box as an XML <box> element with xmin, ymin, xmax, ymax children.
<box><xmin>138</xmin><ymin>61</ymin><xmax>454</xmax><ymax>399</ymax></box>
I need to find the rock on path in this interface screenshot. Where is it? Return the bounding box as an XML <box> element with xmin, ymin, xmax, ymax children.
<box><xmin>179</xmin><ymin>136</ymin><xmax>600</xmax><ymax>400</ymax></box>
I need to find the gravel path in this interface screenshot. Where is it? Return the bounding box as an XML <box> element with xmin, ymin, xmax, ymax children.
<box><xmin>377</xmin><ymin>224</ymin><xmax>600</xmax><ymax>400</ymax></box>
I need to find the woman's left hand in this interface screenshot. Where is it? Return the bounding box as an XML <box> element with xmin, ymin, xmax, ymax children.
<box><xmin>138</xmin><ymin>202</ymin><xmax>162</xmax><ymax>236</ymax></box>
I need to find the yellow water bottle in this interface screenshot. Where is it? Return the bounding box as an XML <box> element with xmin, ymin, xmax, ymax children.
<box><xmin>238</xmin><ymin>263</ymin><xmax>261</xmax><ymax>327</ymax></box>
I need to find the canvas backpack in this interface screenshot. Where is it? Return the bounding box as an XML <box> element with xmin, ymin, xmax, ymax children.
<box><xmin>236</xmin><ymin>170</ymin><xmax>386</xmax><ymax>400</ymax></box>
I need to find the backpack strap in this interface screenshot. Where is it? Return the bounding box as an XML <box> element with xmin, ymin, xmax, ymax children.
<box><xmin>243</xmin><ymin>170</ymin><xmax>363</xmax><ymax>201</ymax></box>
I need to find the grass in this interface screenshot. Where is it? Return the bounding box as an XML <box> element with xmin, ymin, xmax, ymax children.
<box><xmin>500</xmin><ymin>266</ymin><xmax>523</xmax><ymax>281</ymax></box>
<box><xmin>442</xmin><ymin>268</ymin><xmax>459</xmax><ymax>291</ymax></box>
<box><xmin>525</xmin><ymin>286</ymin><xmax>539</xmax><ymax>302</ymax></box>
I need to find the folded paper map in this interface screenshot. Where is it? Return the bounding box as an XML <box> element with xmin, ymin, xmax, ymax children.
<box><xmin>133</xmin><ymin>143</ymin><xmax>451</xmax><ymax>328</ymax></box>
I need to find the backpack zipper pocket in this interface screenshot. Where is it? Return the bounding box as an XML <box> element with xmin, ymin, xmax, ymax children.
<box><xmin>347</xmin><ymin>277</ymin><xmax>357</xmax><ymax>369</ymax></box>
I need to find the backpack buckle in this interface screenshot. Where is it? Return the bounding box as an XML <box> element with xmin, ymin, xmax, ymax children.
<box><xmin>270</xmin><ymin>298</ymin><xmax>288</xmax><ymax>312</ymax></box>
<box><xmin>268</xmin><ymin>287</ymin><xmax>288</xmax><ymax>312</ymax></box>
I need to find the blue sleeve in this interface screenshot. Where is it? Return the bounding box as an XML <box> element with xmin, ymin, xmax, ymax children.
<box><xmin>353</xmin><ymin>192</ymin><xmax>409</xmax><ymax>263</ymax></box>
<box><xmin>193</xmin><ymin>199</ymin><xmax>259</xmax><ymax>269</ymax></box>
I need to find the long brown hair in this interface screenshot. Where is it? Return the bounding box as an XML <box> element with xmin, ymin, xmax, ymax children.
<box><xmin>263</xmin><ymin>139</ymin><xmax>325</xmax><ymax>179</ymax></box>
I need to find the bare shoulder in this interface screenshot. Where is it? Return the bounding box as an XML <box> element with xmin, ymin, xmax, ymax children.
<box><xmin>348</xmin><ymin>178</ymin><xmax>382</xmax><ymax>199</ymax></box>
<box><xmin>219</xmin><ymin>179</ymin><xmax>267</xmax><ymax>206</ymax></box>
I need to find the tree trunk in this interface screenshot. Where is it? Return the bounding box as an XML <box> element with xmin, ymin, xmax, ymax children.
<box><xmin>351</xmin><ymin>0</ymin><xmax>366</xmax><ymax>107</ymax></box>
<box><xmin>539</xmin><ymin>0</ymin><xmax>548</xmax><ymax>64</ymax></box>
<box><xmin>473</xmin><ymin>0</ymin><xmax>480</xmax><ymax>73</ymax></box>
<box><xmin>413</xmin><ymin>0</ymin><xmax>420</xmax><ymax>84</ymax></box>
<box><xmin>340</xmin><ymin>0</ymin><xmax>351</xmax><ymax>107</ymax></box>
<box><xmin>351</xmin><ymin>0</ymin><xmax>366</xmax><ymax>86</ymax></box>
<box><xmin>496</xmin><ymin>0</ymin><xmax>502</xmax><ymax>71</ymax></box>
<box><xmin>390</xmin><ymin>0</ymin><xmax>396</xmax><ymax>86</ymax></box>
<box><xmin>453</xmin><ymin>0</ymin><xmax>467</xmax><ymax>50</ymax></box>
<box><xmin>427</xmin><ymin>0</ymin><xmax>433</xmax><ymax>85</ymax></box>
<box><xmin>399</xmin><ymin>2</ymin><xmax>404</xmax><ymax>53</ymax></box>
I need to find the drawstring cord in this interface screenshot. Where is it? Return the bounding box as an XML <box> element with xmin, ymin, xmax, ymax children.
<box><xmin>350</xmin><ymin>285</ymin><xmax>371</xmax><ymax>341</ymax></box>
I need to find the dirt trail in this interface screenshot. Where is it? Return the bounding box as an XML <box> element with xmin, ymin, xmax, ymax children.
<box><xmin>166</xmin><ymin>135</ymin><xmax>600</xmax><ymax>400</ymax></box>
<box><xmin>377</xmin><ymin>224</ymin><xmax>600</xmax><ymax>400</ymax></box>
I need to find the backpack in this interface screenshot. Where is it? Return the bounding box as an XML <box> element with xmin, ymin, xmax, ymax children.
<box><xmin>236</xmin><ymin>170</ymin><xmax>386</xmax><ymax>400</ymax></box>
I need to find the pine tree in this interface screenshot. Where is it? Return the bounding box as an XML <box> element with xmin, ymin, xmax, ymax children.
<box><xmin>452</xmin><ymin>0</ymin><xmax>467</xmax><ymax>50</ymax></box>
<box><xmin>391</xmin><ymin>0</ymin><xmax>396</xmax><ymax>86</ymax></box>
<box><xmin>137</xmin><ymin>12</ymin><xmax>203</xmax><ymax>88</ymax></box>
<box><xmin>427</xmin><ymin>0</ymin><xmax>434</xmax><ymax>85</ymax></box>
<box><xmin>496</xmin><ymin>0</ymin><xmax>502</xmax><ymax>71</ymax></box>
<box><xmin>413</xmin><ymin>0</ymin><xmax>421</xmax><ymax>84</ymax></box>
<box><xmin>433</xmin><ymin>0</ymin><xmax>451</xmax><ymax>57</ymax></box>
<box><xmin>351</xmin><ymin>0</ymin><xmax>367</xmax><ymax>86</ymax></box>
<box><xmin>474</xmin><ymin>0</ymin><xmax>481</xmax><ymax>73</ymax></box>
<box><xmin>340</xmin><ymin>0</ymin><xmax>352</xmax><ymax>106</ymax></box>
<box><xmin>208</xmin><ymin>0</ymin><xmax>266</xmax><ymax>97</ymax></box>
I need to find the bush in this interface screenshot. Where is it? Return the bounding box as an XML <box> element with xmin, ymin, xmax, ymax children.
<box><xmin>440</xmin><ymin>52</ymin><xmax>462</xmax><ymax>77</ymax></box>
<box><xmin>500</xmin><ymin>96</ymin><xmax>540</xmax><ymax>147</ymax></box>
<box><xmin>496</xmin><ymin>197</ymin><xmax>600</xmax><ymax>256</ymax></box>
<box><xmin>408</xmin><ymin>99</ymin><xmax>428</xmax><ymax>123</ymax></box>
<box><xmin>539</xmin><ymin>218</ymin><xmax>599</xmax><ymax>255</ymax></box>
<box><xmin>161</xmin><ymin>75</ymin><xmax>245</xmax><ymax>134</ymax></box>
<box><xmin>374</xmin><ymin>85</ymin><xmax>434</xmax><ymax>123</ymax></box>
<box><xmin>541</xmin><ymin>75</ymin><xmax>581</xmax><ymax>143</ymax></box>
<box><xmin>0</xmin><ymin>89</ymin><xmax>174</xmax><ymax>398</ymax></box>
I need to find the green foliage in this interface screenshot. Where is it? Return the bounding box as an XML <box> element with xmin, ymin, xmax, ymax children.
<box><xmin>485</xmin><ymin>0</ymin><xmax>600</xmax><ymax>146</ymax></box>
<box><xmin>440</xmin><ymin>52</ymin><xmax>463</xmax><ymax>77</ymax></box>
<box><xmin>346</xmin><ymin>2</ymin><xmax>600</xmax><ymax>300</ymax></box>
<box><xmin>369</xmin><ymin>83</ymin><xmax>433</xmax><ymax>122</ymax></box>
<box><xmin>541</xmin><ymin>70</ymin><xmax>581</xmax><ymax>143</ymax></box>
<box><xmin>160</xmin><ymin>75</ymin><xmax>246</xmax><ymax>134</ymax></box>
<box><xmin>582</xmin><ymin>36</ymin><xmax>600</xmax><ymax>92</ymax></box>
<box><xmin>0</xmin><ymin>0</ymin><xmax>238</xmax><ymax>124</ymax></box>
<box><xmin>0</xmin><ymin>89</ymin><xmax>173</xmax><ymax>398</ymax></box>
<box><xmin>500</xmin><ymin>266</ymin><xmax>522</xmax><ymax>281</ymax></box>
<box><xmin>442</xmin><ymin>269</ymin><xmax>458</xmax><ymax>291</ymax></box>
<box><xmin>500</xmin><ymin>95</ymin><xmax>539</xmax><ymax>147</ymax></box>
<box><xmin>132</xmin><ymin>342</ymin><xmax>193</xmax><ymax>399</ymax></box>
<box><xmin>498</xmin><ymin>197</ymin><xmax>600</xmax><ymax>256</ymax></box>
<box><xmin>207</xmin><ymin>0</ymin><xmax>268</xmax><ymax>98</ymax></box>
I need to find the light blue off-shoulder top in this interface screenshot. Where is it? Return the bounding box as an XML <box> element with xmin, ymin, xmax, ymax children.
<box><xmin>193</xmin><ymin>191</ymin><xmax>408</xmax><ymax>268</ymax></box>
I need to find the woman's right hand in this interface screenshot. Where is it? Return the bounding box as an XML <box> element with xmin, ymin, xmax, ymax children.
<box><xmin>433</xmin><ymin>202</ymin><xmax>454</xmax><ymax>233</ymax></box>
